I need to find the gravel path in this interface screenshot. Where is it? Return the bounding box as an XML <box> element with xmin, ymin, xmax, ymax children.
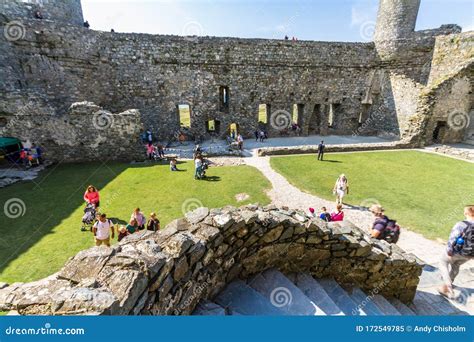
<box><xmin>245</xmin><ymin>154</ymin><xmax>472</xmax><ymax>268</ymax></box>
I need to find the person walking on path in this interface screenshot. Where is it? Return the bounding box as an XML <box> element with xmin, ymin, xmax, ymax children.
<box><xmin>92</xmin><ymin>213</ymin><xmax>115</xmax><ymax>247</ymax></box>
<box><xmin>317</xmin><ymin>140</ymin><xmax>325</xmax><ymax>161</ymax></box>
<box><xmin>333</xmin><ymin>174</ymin><xmax>349</xmax><ymax>205</ymax></box>
<box><xmin>438</xmin><ymin>205</ymin><xmax>474</xmax><ymax>298</ymax></box>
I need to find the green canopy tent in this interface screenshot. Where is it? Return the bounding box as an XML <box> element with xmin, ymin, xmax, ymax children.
<box><xmin>0</xmin><ymin>137</ymin><xmax>22</xmax><ymax>163</ymax></box>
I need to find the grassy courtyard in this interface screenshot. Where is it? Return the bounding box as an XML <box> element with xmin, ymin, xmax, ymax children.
<box><xmin>271</xmin><ymin>150</ymin><xmax>474</xmax><ymax>241</ymax></box>
<box><xmin>0</xmin><ymin>161</ymin><xmax>270</xmax><ymax>284</ymax></box>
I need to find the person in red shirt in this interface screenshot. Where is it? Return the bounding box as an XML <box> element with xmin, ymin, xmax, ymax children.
<box><xmin>84</xmin><ymin>185</ymin><xmax>100</xmax><ymax>208</ymax></box>
<box><xmin>330</xmin><ymin>204</ymin><xmax>344</xmax><ymax>222</ymax></box>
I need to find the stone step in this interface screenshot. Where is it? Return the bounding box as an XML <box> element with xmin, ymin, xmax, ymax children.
<box><xmin>248</xmin><ymin>269</ymin><xmax>324</xmax><ymax>315</ymax></box>
<box><xmin>348</xmin><ymin>288</ymin><xmax>385</xmax><ymax>315</ymax></box>
<box><xmin>371</xmin><ymin>295</ymin><xmax>401</xmax><ymax>315</ymax></box>
<box><xmin>415</xmin><ymin>289</ymin><xmax>464</xmax><ymax>315</ymax></box>
<box><xmin>192</xmin><ymin>300</ymin><xmax>226</xmax><ymax>315</ymax></box>
<box><xmin>409</xmin><ymin>292</ymin><xmax>443</xmax><ymax>315</ymax></box>
<box><xmin>294</xmin><ymin>273</ymin><xmax>344</xmax><ymax>315</ymax></box>
<box><xmin>388</xmin><ymin>298</ymin><xmax>417</xmax><ymax>315</ymax></box>
<box><xmin>318</xmin><ymin>279</ymin><xmax>366</xmax><ymax>316</ymax></box>
<box><xmin>214</xmin><ymin>280</ymin><xmax>285</xmax><ymax>316</ymax></box>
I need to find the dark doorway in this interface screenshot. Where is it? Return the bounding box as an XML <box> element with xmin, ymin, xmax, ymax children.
<box><xmin>433</xmin><ymin>121</ymin><xmax>447</xmax><ymax>143</ymax></box>
<box><xmin>308</xmin><ymin>104</ymin><xmax>321</xmax><ymax>135</ymax></box>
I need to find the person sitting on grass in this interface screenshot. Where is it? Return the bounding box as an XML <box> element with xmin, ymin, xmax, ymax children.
<box><xmin>330</xmin><ymin>204</ymin><xmax>344</xmax><ymax>222</ymax></box>
<box><xmin>131</xmin><ymin>208</ymin><xmax>146</xmax><ymax>230</ymax></box>
<box><xmin>170</xmin><ymin>158</ymin><xmax>178</xmax><ymax>171</ymax></box>
<box><xmin>147</xmin><ymin>212</ymin><xmax>161</xmax><ymax>232</ymax></box>
<box><xmin>92</xmin><ymin>213</ymin><xmax>115</xmax><ymax>247</ymax></box>
<box><xmin>319</xmin><ymin>207</ymin><xmax>331</xmax><ymax>222</ymax></box>
<box><xmin>84</xmin><ymin>185</ymin><xmax>100</xmax><ymax>208</ymax></box>
<box><xmin>126</xmin><ymin>218</ymin><xmax>139</xmax><ymax>234</ymax></box>
<box><xmin>117</xmin><ymin>225</ymin><xmax>128</xmax><ymax>242</ymax></box>
<box><xmin>438</xmin><ymin>205</ymin><xmax>474</xmax><ymax>299</ymax></box>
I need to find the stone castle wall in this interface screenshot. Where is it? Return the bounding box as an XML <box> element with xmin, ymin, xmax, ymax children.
<box><xmin>0</xmin><ymin>0</ymin><xmax>84</xmax><ymax>26</ymax></box>
<box><xmin>0</xmin><ymin>101</ymin><xmax>144</xmax><ymax>162</ymax></box>
<box><xmin>0</xmin><ymin>205</ymin><xmax>423</xmax><ymax>315</ymax></box>
<box><xmin>0</xmin><ymin>0</ymin><xmax>471</xmax><ymax>161</ymax></box>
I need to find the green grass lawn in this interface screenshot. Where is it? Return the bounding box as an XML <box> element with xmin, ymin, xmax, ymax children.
<box><xmin>271</xmin><ymin>151</ymin><xmax>474</xmax><ymax>241</ymax></box>
<box><xmin>0</xmin><ymin>161</ymin><xmax>270</xmax><ymax>284</ymax></box>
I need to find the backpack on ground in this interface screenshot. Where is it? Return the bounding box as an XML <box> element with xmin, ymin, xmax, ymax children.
<box><xmin>459</xmin><ymin>221</ymin><xmax>474</xmax><ymax>257</ymax></box>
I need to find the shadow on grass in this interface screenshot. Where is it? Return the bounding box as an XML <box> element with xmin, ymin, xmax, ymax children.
<box><xmin>0</xmin><ymin>162</ymin><xmax>159</xmax><ymax>279</ymax></box>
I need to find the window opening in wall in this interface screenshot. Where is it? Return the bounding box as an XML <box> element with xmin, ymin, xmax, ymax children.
<box><xmin>328</xmin><ymin>104</ymin><xmax>334</xmax><ymax>128</ymax></box>
<box><xmin>178</xmin><ymin>104</ymin><xmax>191</xmax><ymax>128</ymax></box>
<box><xmin>219</xmin><ymin>86</ymin><xmax>229</xmax><ymax>111</ymax></box>
<box><xmin>258</xmin><ymin>104</ymin><xmax>268</xmax><ymax>124</ymax></box>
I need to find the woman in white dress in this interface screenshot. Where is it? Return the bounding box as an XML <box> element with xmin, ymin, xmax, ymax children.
<box><xmin>333</xmin><ymin>174</ymin><xmax>349</xmax><ymax>205</ymax></box>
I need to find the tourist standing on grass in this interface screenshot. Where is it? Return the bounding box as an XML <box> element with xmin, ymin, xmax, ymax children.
<box><xmin>333</xmin><ymin>174</ymin><xmax>348</xmax><ymax>205</ymax></box>
<box><xmin>330</xmin><ymin>204</ymin><xmax>344</xmax><ymax>222</ymax></box>
<box><xmin>317</xmin><ymin>140</ymin><xmax>325</xmax><ymax>161</ymax></box>
<box><xmin>369</xmin><ymin>204</ymin><xmax>401</xmax><ymax>243</ymax></box>
<box><xmin>147</xmin><ymin>212</ymin><xmax>161</xmax><ymax>232</ymax></box>
<box><xmin>92</xmin><ymin>213</ymin><xmax>115</xmax><ymax>247</ymax></box>
<box><xmin>131</xmin><ymin>208</ymin><xmax>146</xmax><ymax>230</ymax></box>
<box><xmin>195</xmin><ymin>156</ymin><xmax>203</xmax><ymax>179</ymax></box>
<box><xmin>438</xmin><ymin>205</ymin><xmax>474</xmax><ymax>298</ymax></box>
<box><xmin>84</xmin><ymin>185</ymin><xmax>100</xmax><ymax>208</ymax></box>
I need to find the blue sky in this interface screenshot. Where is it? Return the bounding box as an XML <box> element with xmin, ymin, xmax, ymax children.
<box><xmin>81</xmin><ymin>0</ymin><xmax>473</xmax><ymax>42</ymax></box>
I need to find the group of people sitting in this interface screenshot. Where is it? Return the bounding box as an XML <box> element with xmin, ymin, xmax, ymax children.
<box><xmin>18</xmin><ymin>143</ymin><xmax>42</xmax><ymax>167</ymax></box>
<box><xmin>145</xmin><ymin>142</ymin><xmax>165</xmax><ymax>161</ymax></box>
<box><xmin>83</xmin><ymin>185</ymin><xmax>160</xmax><ymax>247</ymax></box>
<box><xmin>309</xmin><ymin>204</ymin><xmax>344</xmax><ymax>222</ymax></box>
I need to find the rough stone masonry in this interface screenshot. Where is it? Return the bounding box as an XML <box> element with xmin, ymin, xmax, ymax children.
<box><xmin>0</xmin><ymin>0</ymin><xmax>472</xmax><ymax>162</ymax></box>
<box><xmin>0</xmin><ymin>205</ymin><xmax>423</xmax><ymax>315</ymax></box>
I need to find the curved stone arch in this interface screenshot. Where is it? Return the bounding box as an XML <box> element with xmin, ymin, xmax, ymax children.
<box><xmin>0</xmin><ymin>205</ymin><xmax>422</xmax><ymax>315</ymax></box>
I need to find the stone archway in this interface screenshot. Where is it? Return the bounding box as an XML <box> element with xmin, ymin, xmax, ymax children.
<box><xmin>0</xmin><ymin>205</ymin><xmax>422</xmax><ymax>315</ymax></box>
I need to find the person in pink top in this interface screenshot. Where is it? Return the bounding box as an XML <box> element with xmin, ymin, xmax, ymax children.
<box><xmin>131</xmin><ymin>207</ymin><xmax>146</xmax><ymax>230</ymax></box>
<box><xmin>330</xmin><ymin>204</ymin><xmax>344</xmax><ymax>222</ymax></box>
<box><xmin>146</xmin><ymin>142</ymin><xmax>155</xmax><ymax>161</ymax></box>
<box><xmin>84</xmin><ymin>185</ymin><xmax>100</xmax><ymax>208</ymax></box>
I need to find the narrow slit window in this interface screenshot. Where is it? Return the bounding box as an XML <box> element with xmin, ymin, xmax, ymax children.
<box><xmin>219</xmin><ymin>86</ymin><xmax>229</xmax><ymax>111</ymax></box>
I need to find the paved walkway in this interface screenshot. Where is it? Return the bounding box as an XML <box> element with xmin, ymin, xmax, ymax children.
<box><xmin>244</xmin><ymin>154</ymin><xmax>473</xmax><ymax>268</ymax></box>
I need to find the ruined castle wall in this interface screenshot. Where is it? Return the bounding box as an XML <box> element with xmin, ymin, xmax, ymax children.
<box><xmin>0</xmin><ymin>20</ymin><xmax>382</xmax><ymax>143</ymax></box>
<box><xmin>0</xmin><ymin>101</ymin><xmax>144</xmax><ymax>162</ymax></box>
<box><xmin>428</xmin><ymin>32</ymin><xmax>474</xmax><ymax>86</ymax></box>
<box><xmin>0</xmin><ymin>205</ymin><xmax>423</xmax><ymax>315</ymax></box>
<box><xmin>0</xmin><ymin>0</ymin><xmax>84</xmax><ymax>26</ymax></box>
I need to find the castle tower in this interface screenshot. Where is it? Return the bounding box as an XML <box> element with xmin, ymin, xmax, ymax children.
<box><xmin>1</xmin><ymin>0</ymin><xmax>84</xmax><ymax>27</ymax></box>
<box><xmin>374</xmin><ymin>0</ymin><xmax>421</xmax><ymax>42</ymax></box>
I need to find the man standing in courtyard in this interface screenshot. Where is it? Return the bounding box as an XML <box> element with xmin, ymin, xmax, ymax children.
<box><xmin>438</xmin><ymin>205</ymin><xmax>474</xmax><ymax>298</ymax></box>
<box><xmin>317</xmin><ymin>140</ymin><xmax>325</xmax><ymax>161</ymax></box>
<box><xmin>92</xmin><ymin>213</ymin><xmax>115</xmax><ymax>247</ymax></box>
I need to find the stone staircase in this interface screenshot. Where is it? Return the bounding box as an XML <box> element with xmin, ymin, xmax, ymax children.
<box><xmin>193</xmin><ymin>268</ymin><xmax>471</xmax><ymax>316</ymax></box>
